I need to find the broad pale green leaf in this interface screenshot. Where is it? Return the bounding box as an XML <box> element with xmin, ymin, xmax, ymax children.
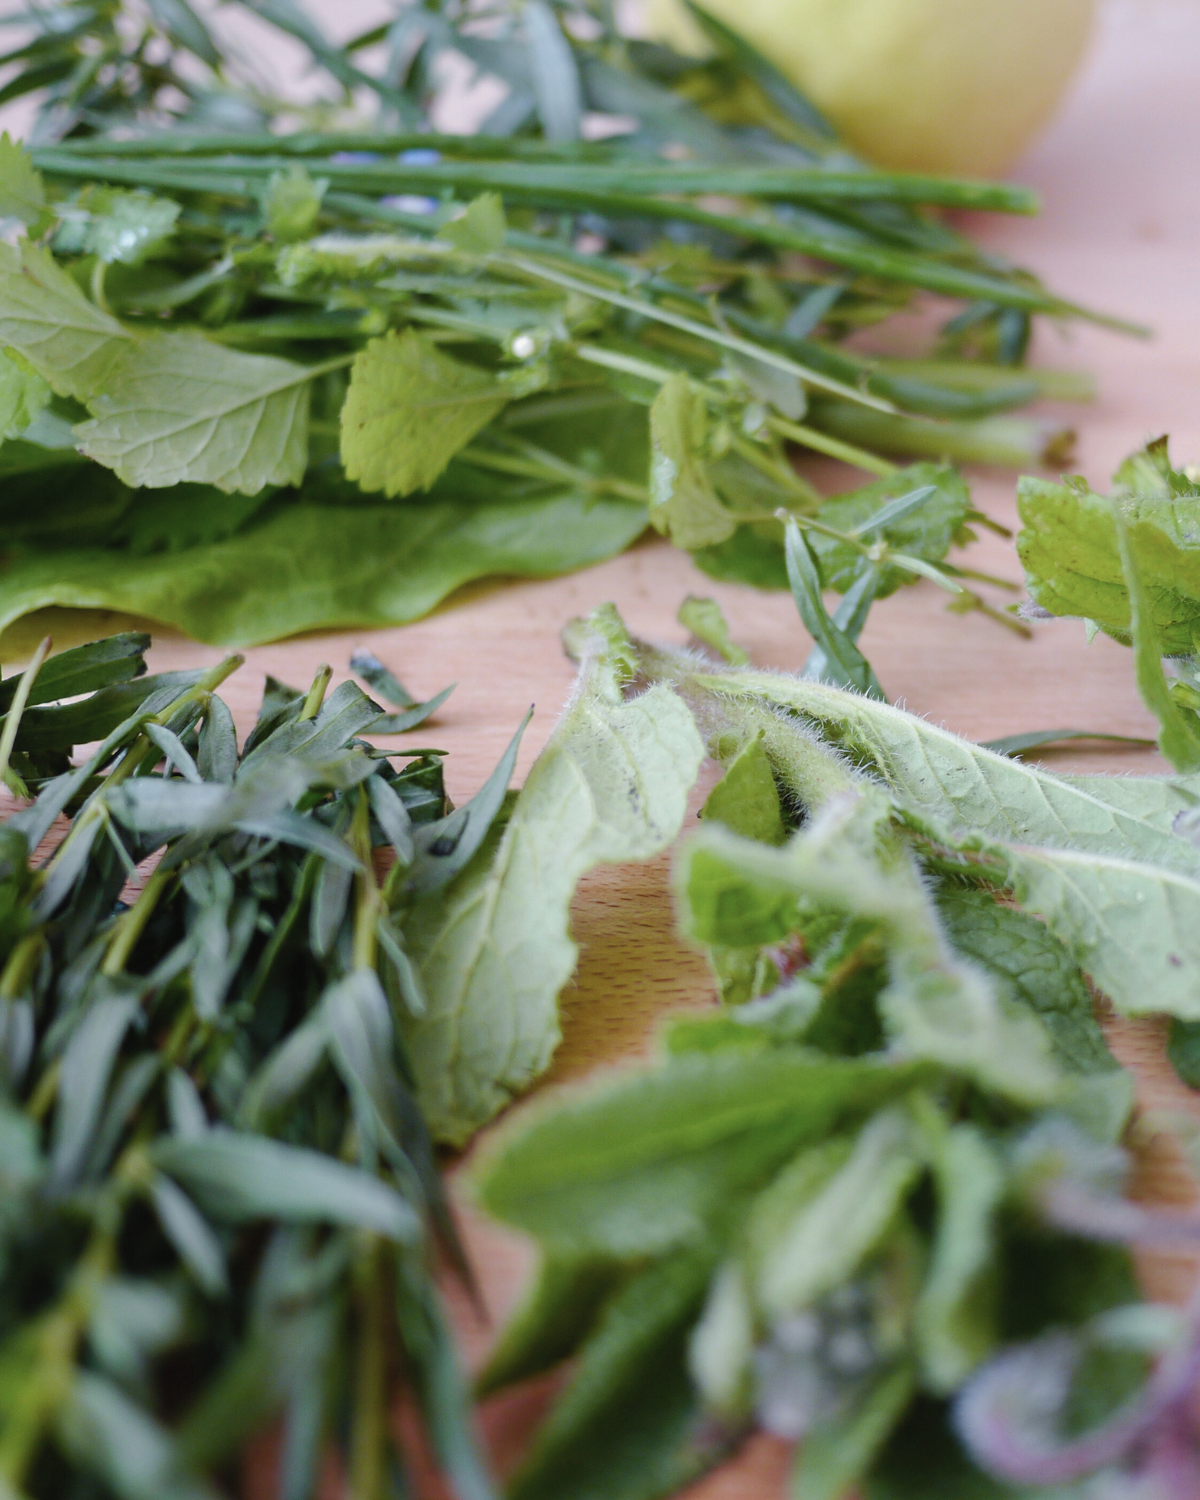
<box><xmin>474</xmin><ymin>1049</ymin><xmax>929</xmax><ymax>1257</ymax></box>
<box><xmin>76</xmin><ymin>332</ymin><xmax>314</xmax><ymax>493</ymax></box>
<box><xmin>0</xmin><ymin>491</ymin><xmax>647</xmax><ymax>647</ymax></box>
<box><xmin>0</xmin><ymin>135</ymin><xmax>46</xmax><ymax>227</ymax></box>
<box><xmin>1113</xmin><ymin>502</ymin><xmax>1200</xmax><ymax>771</ymax></box>
<box><xmin>750</xmin><ymin>1109</ymin><xmax>921</xmax><ymax>1318</ymax></box>
<box><xmin>341</xmin><ymin>329</ymin><xmax>507</xmax><ymax>497</ymax></box>
<box><xmin>403</xmin><ymin>606</ymin><xmax>704</xmax><ymax>1143</ymax></box>
<box><xmin>914</xmin><ymin>1124</ymin><xmax>1003</xmax><ymax>1393</ymax></box>
<box><xmin>0</xmin><ymin>351</ymin><xmax>50</xmax><ymax>441</ymax></box>
<box><xmin>648</xmin><ymin>374</ymin><xmax>737</xmax><ymax>550</ymax></box>
<box><xmin>993</xmin><ymin>839</ymin><xmax>1200</xmax><ymax>1021</ymax></box>
<box><xmin>1017</xmin><ymin>441</ymin><xmax>1200</xmax><ymax>653</ymax></box>
<box><xmin>0</xmin><ymin>239</ymin><xmax>130</xmax><ymax>400</ymax></box>
<box><xmin>262</xmin><ymin>164</ymin><xmax>327</xmax><ymax>243</ymax></box>
<box><xmin>693</xmin><ymin>667</ymin><xmax>1200</xmax><ymax>876</ymax></box>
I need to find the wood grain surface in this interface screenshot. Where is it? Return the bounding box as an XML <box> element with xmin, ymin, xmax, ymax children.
<box><xmin>5</xmin><ymin>3</ymin><xmax>1200</xmax><ymax>1494</ymax></box>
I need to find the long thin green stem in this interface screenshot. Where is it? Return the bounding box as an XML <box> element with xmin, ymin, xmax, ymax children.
<box><xmin>0</xmin><ymin>635</ymin><xmax>50</xmax><ymax>792</ymax></box>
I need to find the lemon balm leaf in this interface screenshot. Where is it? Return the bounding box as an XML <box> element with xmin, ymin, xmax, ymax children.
<box><xmin>341</xmin><ymin>329</ymin><xmax>508</xmax><ymax>497</ymax></box>
<box><xmin>0</xmin><ymin>240</ymin><xmax>130</xmax><ymax>401</ymax></box>
<box><xmin>0</xmin><ymin>135</ymin><xmax>47</xmax><ymax>227</ymax></box>
<box><xmin>76</xmin><ymin>332</ymin><xmax>318</xmax><ymax>493</ymax></box>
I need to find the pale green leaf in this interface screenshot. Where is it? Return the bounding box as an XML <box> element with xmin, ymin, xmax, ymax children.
<box><xmin>694</xmin><ymin>667</ymin><xmax>1200</xmax><ymax>875</ymax></box>
<box><xmin>0</xmin><ymin>239</ymin><xmax>130</xmax><ymax>400</ymax></box>
<box><xmin>402</xmin><ymin>605</ymin><xmax>704</xmax><ymax>1143</ymax></box>
<box><xmin>648</xmin><ymin>374</ymin><xmax>737</xmax><ymax>550</ymax></box>
<box><xmin>437</xmin><ymin>193</ymin><xmax>507</xmax><ymax>254</ymax></box>
<box><xmin>751</xmin><ymin>1109</ymin><xmax>921</xmax><ymax>1318</ymax></box>
<box><xmin>688</xmin><ymin>1259</ymin><xmax>755</xmax><ymax>1416</ymax></box>
<box><xmin>76</xmin><ymin>332</ymin><xmax>315</xmax><ymax>493</ymax></box>
<box><xmin>0</xmin><ymin>351</ymin><xmax>50</xmax><ymax>441</ymax></box>
<box><xmin>341</xmin><ymin>329</ymin><xmax>507</xmax><ymax>497</ymax></box>
<box><xmin>262</xmin><ymin>164</ymin><xmax>327</xmax><ymax>243</ymax></box>
<box><xmin>474</xmin><ymin>1049</ymin><xmax>928</xmax><ymax>1257</ymax></box>
<box><xmin>677</xmin><ymin>594</ymin><xmax>749</xmax><ymax>665</ymax></box>
<box><xmin>701</xmin><ymin>730</ymin><xmax>787</xmax><ymax>846</ymax></box>
<box><xmin>0</xmin><ymin>491</ymin><xmax>647</xmax><ymax>647</ymax></box>
<box><xmin>995</xmin><ymin>840</ymin><xmax>1200</xmax><ymax>1021</ymax></box>
<box><xmin>914</xmin><ymin>1124</ymin><xmax>1003</xmax><ymax>1393</ymax></box>
<box><xmin>0</xmin><ymin>134</ymin><xmax>46</xmax><ymax>227</ymax></box>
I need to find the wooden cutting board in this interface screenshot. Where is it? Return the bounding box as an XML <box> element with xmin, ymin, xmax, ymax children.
<box><xmin>5</xmin><ymin>3</ymin><xmax>1200</xmax><ymax>1493</ymax></box>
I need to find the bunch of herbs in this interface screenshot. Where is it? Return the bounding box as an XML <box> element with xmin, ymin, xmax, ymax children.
<box><xmin>0</xmin><ymin>0</ymin><xmax>1132</xmax><ymax>647</ymax></box>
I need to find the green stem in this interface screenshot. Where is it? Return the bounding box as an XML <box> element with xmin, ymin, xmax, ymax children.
<box><xmin>0</xmin><ymin>932</ymin><xmax>43</xmax><ymax>1002</ymax></box>
<box><xmin>770</xmin><ymin>416</ymin><xmax>897</xmax><ymax>478</ymax></box>
<box><xmin>0</xmin><ymin>635</ymin><xmax>50</xmax><ymax>792</ymax></box>
<box><xmin>100</xmin><ymin>867</ymin><xmax>171</xmax><ymax>977</ymax></box>
<box><xmin>351</xmin><ymin>790</ymin><xmax>378</xmax><ymax>973</ymax></box>
<box><xmin>348</xmin><ymin>1237</ymin><xmax>388</xmax><ymax>1500</ymax></box>
<box><xmin>300</xmin><ymin>664</ymin><xmax>332</xmax><ymax>721</ymax></box>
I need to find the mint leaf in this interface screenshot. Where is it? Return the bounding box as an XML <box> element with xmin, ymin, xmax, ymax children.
<box><xmin>475</xmin><ymin>1050</ymin><xmax>926</xmax><ymax>1257</ymax></box>
<box><xmin>0</xmin><ymin>240</ymin><xmax>130</xmax><ymax>401</ymax></box>
<box><xmin>700</xmin><ymin>731</ymin><xmax>787</xmax><ymax>846</ymax></box>
<box><xmin>934</xmin><ymin>889</ymin><xmax>1116</xmax><ymax>1076</ymax></box>
<box><xmin>401</xmin><ymin>605</ymin><xmax>704</xmax><ymax>1144</ymax></box>
<box><xmin>0</xmin><ymin>491</ymin><xmax>647</xmax><ymax>647</ymax></box>
<box><xmin>648</xmin><ymin>374</ymin><xmax>738</xmax><ymax>550</ymax></box>
<box><xmin>76</xmin><ymin>332</ymin><xmax>316</xmax><ymax>493</ymax></box>
<box><xmin>341</xmin><ymin>329</ymin><xmax>507</xmax><ymax>497</ymax></box>
<box><xmin>0</xmin><ymin>135</ymin><xmax>46</xmax><ymax>228</ymax></box>
<box><xmin>914</xmin><ymin>1124</ymin><xmax>1003</xmax><ymax>1393</ymax></box>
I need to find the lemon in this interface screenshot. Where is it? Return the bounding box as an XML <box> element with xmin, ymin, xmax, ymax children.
<box><xmin>645</xmin><ymin>0</ymin><xmax>1096</xmax><ymax>176</ymax></box>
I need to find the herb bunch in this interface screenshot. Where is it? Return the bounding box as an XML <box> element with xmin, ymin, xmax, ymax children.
<box><xmin>0</xmin><ymin>0</ymin><xmax>1129</xmax><ymax>648</ymax></box>
<box><xmin>471</xmin><ymin>601</ymin><xmax>1200</xmax><ymax>1500</ymax></box>
<box><xmin>0</xmin><ymin>629</ymin><xmax>516</xmax><ymax>1500</ymax></box>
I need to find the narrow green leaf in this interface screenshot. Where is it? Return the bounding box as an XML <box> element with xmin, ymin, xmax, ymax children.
<box><xmin>648</xmin><ymin>375</ymin><xmax>737</xmax><ymax>550</ymax></box>
<box><xmin>677</xmin><ymin>595</ymin><xmax>749</xmax><ymax>665</ymax></box>
<box><xmin>790</xmin><ymin>1362</ymin><xmax>916</xmax><ymax>1500</ymax></box>
<box><xmin>784</xmin><ymin>520</ymin><xmax>883</xmax><ymax>699</ymax></box>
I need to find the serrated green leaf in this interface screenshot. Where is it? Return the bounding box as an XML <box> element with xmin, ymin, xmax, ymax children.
<box><xmin>0</xmin><ymin>239</ymin><xmax>130</xmax><ymax>401</ymax></box>
<box><xmin>0</xmin><ymin>134</ymin><xmax>46</xmax><ymax>227</ymax></box>
<box><xmin>437</xmin><ymin>193</ymin><xmax>507</xmax><ymax>254</ymax></box>
<box><xmin>79</xmin><ymin>189</ymin><xmax>180</xmax><ymax>266</ymax></box>
<box><xmin>474</xmin><ymin>1049</ymin><xmax>929</xmax><ymax>1257</ymax></box>
<box><xmin>76</xmin><ymin>332</ymin><xmax>315</xmax><ymax>493</ymax></box>
<box><xmin>0</xmin><ymin>350</ymin><xmax>51</xmax><ymax>440</ymax></box>
<box><xmin>262</xmin><ymin>164</ymin><xmax>327</xmax><ymax>243</ymax></box>
<box><xmin>935</xmin><ymin>888</ymin><xmax>1115</xmax><ymax>1075</ymax></box>
<box><xmin>341</xmin><ymin>329</ymin><xmax>507</xmax><ymax>497</ymax></box>
<box><xmin>648</xmin><ymin>374</ymin><xmax>738</xmax><ymax>550</ymax></box>
<box><xmin>680</xmin><ymin>806</ymin><xmax>1061</xmax><ymax>1106</ymax></box>
<box><xmin>0</xmin><ymin>490</ymin><xmax>647</xmax><ymax>647</ymax></box>
<box><xmin>402</xmin><ymin>605</ymin><xmax>704</xmax><ymax>1143</ymax></box>
<box><xmin>1017</xmin><ymin>438</ymin><xmax>1200</xmax><ymax>653</ymax></box>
